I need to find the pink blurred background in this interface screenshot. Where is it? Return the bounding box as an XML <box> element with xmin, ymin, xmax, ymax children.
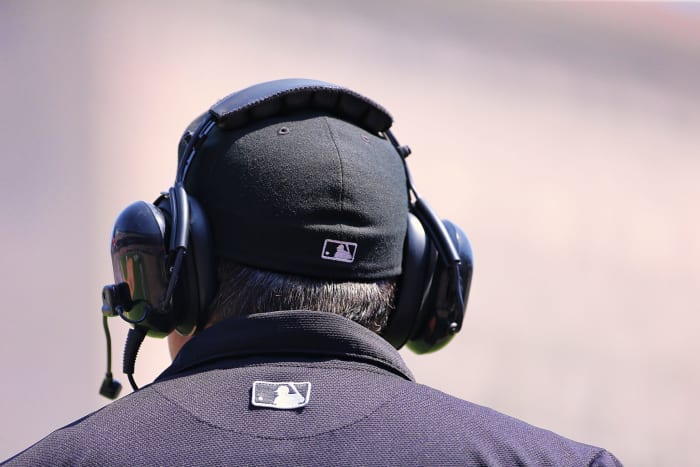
<box><xmin>1</xmin><ymin>2</ymin><xmax>698</xmax><ymax>465</ymax></box>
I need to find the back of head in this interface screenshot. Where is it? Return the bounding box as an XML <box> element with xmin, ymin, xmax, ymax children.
<box><xmin>181</xmin><ymin>110</ymin><xmax>409</xmax><ymax>281</ymax></box>
<box><xmin>178</xmin><ymin>108</ymin><xmax>410</xmax><ymax>330</ymax></box>
<box><xmin>103</xmin><ymin>79</ymin><xmax>473</xmax><ymax>379</ymax></box>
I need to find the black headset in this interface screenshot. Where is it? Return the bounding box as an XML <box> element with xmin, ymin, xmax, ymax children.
<box><xmin>99</xmin><ymin>79</ymin><xmax>473</xmax><ymax>398</ymax></box>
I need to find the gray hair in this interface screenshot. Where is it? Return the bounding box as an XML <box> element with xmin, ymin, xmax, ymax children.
<box><xmin>207</xmin><ymin>260</ymin><xmax>397</xmax><ymax>333</ymax></box>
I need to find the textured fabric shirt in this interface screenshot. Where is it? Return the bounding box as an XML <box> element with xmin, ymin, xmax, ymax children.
<box><xmin>4</xmin><ymin>311</ymin><xmax>622</xmax><ymax>466</ymax></box>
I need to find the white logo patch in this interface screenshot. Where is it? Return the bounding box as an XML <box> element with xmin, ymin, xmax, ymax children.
<box><xmin>252</xmin><ymin>381</ymin><xmax>311</xmax><ymax>409</ymax></box>
<box><xmin>321</xmin><ymin>239</ymin><xmax>357</xmax><ymax>263</ymax></box>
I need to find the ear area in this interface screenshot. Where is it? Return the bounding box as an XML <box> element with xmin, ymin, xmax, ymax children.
<box><xmin>156</xmin><ymin>194</ymin><xmax>217</xmax><ymax>336</ymax></box>
<box><xmin>181</xmin><ymin>195</ymin><xmax>217</xmax><ymax>333</ymax></box>
<box><xmin>382</xmin><ymin>213</ymin><xmax>437</xmax><ymax>349</ymax></box>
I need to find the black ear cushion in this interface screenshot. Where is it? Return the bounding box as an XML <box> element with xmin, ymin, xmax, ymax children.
<box><xmin>153</xmin><ymin>195</ymin><xmax>216</xmax><ymax>336</ymax></box>
<box><xmin>181</xmin><ymin>196</ymin><xmax>217</xmax><ymax>333</ymax></box>
<box><xmin>383</xmin><ymin>213</ymin><xmax>436</xmax><ymax>349</ymax></box>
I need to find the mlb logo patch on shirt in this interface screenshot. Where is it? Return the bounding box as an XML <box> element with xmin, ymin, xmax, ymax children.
<box><xmin>252</xmin><ymin>381</ymin><xmax>311</xmax><ymax>409</ymax></box>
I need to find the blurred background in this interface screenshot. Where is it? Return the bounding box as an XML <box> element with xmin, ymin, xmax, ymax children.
<box><xmin>1</xmin><ymin>1</ymin><xmax>698</xmax><ymax>465</ymax></box>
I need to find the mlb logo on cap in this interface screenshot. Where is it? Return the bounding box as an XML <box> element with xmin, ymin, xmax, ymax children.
<box><xmin>321</xmin><ymin>239</ymin><xmax>357</xmax><ymax>263</ymax></box>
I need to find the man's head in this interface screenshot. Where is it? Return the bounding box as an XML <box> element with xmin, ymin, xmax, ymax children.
<box><xmin>108</xmin><ymin>79</ymin><xmax>472</xmax><ymax>365</ymax></box>
<box><xmin>178</xmin><ymin>108</ymin><xmax>409</xmax><ymax>332</ymax></box>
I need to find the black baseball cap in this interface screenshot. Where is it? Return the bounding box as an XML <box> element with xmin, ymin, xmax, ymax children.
<box><xmin>180</xmin><ymin>102</ymin><xmax>409</xmax><ymax>281</ymax></box>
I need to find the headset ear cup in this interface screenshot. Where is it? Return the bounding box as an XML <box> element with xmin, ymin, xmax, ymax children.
<box><xmin>406</xmin><ymin>219</ymin><xmax>473</xmax><ymax>354</ymax></box>
<box><xmin>108</xmin><ymin>200</ymin><xmax>171</xmax><ymax>335</ymax></box>
<box><xmin>383</xmin><ymin>213</ymin><xmax>436</xmax><ymax>349</ymax></box>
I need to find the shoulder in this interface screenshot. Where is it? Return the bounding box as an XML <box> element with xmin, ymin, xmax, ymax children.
<box><xmin>2</xmin><ymin>386</ymin><xmax>173</xmax><ymax>466</ymax></box>
<box><xmin>383</xmin><ymin>380</ymin><xmax>622</xmax><ymax>466</ymax></box>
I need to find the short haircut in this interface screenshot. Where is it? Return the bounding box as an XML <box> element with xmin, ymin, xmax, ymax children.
<box><xmin>207</xmin><ymin>260</ymin><xmax>397</xmax><ymax>333</ymax></box>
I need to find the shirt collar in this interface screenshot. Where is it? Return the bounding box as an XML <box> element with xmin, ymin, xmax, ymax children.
<box><xmin>156</xmin><ymin>310</ymin><xmax>414</xmax><ymax>382</ymax></box>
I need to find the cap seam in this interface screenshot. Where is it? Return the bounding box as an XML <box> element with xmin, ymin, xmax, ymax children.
<box><xmin>323</xmin><ymin>116</ymin><xmax>345</xmax><ymax>237</ymax></box>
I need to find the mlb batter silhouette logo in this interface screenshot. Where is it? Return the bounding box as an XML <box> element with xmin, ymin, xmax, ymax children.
<box><xmin>321</xmin><ymin>239</ymin><xmax>357</xmax><ymax>263</ymax></box>
<box><xmin>252</xmin><ymin>381</ymin><xmax>311</xmax><ymax>409</ymax></box>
